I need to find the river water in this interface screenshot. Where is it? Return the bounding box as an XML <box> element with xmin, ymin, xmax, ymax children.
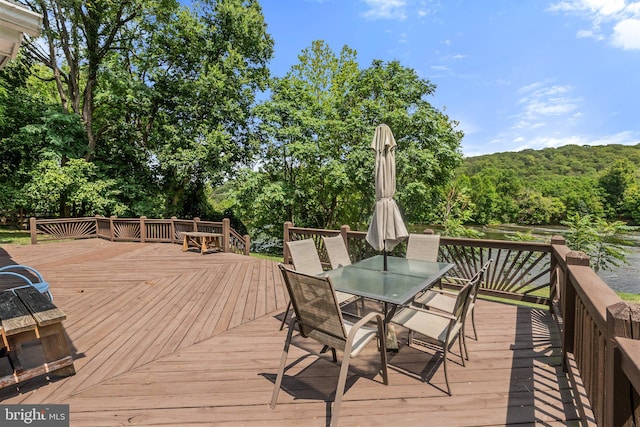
<box><xmin>414</xmin><ymin>224</ymin><xmax>640</xmax><ymax>294</ymax></box>
<box><xmin>477</xmin><ymin>224</ymin><xmax>640</xmax><ymax>294</ymax></box>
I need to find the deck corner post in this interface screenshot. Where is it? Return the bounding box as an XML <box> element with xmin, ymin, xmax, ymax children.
<box><xmin>605</xmin><ymin>302</ymin><xmax>633</xmax><ymax>427</ymax></box>
<box><xmin>549</xmin><ymin>236</ymin><xmax>567</xmax><ymax>311</ymax></box>
<box><xmin>284</xmin><ymin>221</ymin><xmax>293</xmax><ymax>265</ymax></box>
<box><xmin>29</xmin><ymin>217</ymin><xmax>37</xmax><ymax>245</ymax></box>
<box><xmin>140</xmin><ymin>216</ymin><xmax>146</xmax><ymax>243</ymax></box>
<box><xmin>109</xmin><ymin>216</ymin><xmax>116</xmax><ymax>241</ymax></box>
<box><xmin>171</xmin><ymin>217</ymin><xmax>177</xmax><ymax>244</ymax></box>
<box><xmin>244</xmin><ymin>234</ymin><xmax>250</xmax><ymax>256</ymax></box>
<box><xmin>94</xmin><ymin>215</ymin><xmax>101</xmax><ymax>238</ymax></box>
<box><xmin>561</xmin><ymin>251</ymin><xmax>588</xmax><ymax>372</ymax></box>
<box><xmin>193</xmin><ymin>217</ymin><xmax>200</xmax><ymax>232</ymax></box>
<box><xmin>222</xmin><ymin>218</ymin><xmax>230</xmax><ymax>253</ymax></box>
<box><xmin>566</xmin><ymin>250</ymin><xmax>590</xmax><ymax>267</ymax></box>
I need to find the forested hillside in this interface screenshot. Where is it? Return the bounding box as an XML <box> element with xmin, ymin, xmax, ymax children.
<box><xmin>462</xmin><ymin>144</ymin><xmax>640</xmax><ymax>179</ymax></box>
<box><xmin>454</xmin><ymin>144</ymin><xmax>640</xmax><ymax>225</ymax></box>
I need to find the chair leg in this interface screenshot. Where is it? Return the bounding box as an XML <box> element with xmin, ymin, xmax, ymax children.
<box><xmin>442</xmin><ymin>345</ymin><xmax>451</xmax><ymax>396</ymax></box>
<box><xmin>331</xmin><ymin>352</ymin><xmax>352</xmax><ymax>427</ymax></box>
<box><xmin>471</xmin><ymin>308</ymin><xmax>478</xmax><ymax>340</ymax></box>
<box><xmin>279</xmin><ymin>301</ymin><xmax>292</xmax><ymax>331</ymax></box>
<box><xmin>462</xmin><ymin>330</ymin><xmax>469</xmax><ymax>360</ymax></box>
<box><xmin>271</xmin><ymin>320</ymin><xmax>295</xmax><ymax>408</ymax></box>
<box><xmin>458</xmin><ymin>334</ymin><xmax>466</xmax><ymax>367</ymax></box>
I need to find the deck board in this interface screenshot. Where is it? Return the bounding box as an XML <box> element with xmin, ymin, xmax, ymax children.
<box><xmin>0</xmin><ymin>239</ymin><xmax>591</xmax><ymax>426</ymax></box>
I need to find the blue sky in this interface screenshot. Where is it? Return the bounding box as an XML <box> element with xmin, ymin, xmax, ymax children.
<box><xmin>258</xmin><ymin>0</ymin><xmax>640</xmax><ymax>157</ymax></box>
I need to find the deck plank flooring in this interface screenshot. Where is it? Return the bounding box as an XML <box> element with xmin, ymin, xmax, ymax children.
<box><xmin>0</xmin><ymin>239</ymin><xmax>591</xmax><ymax>426</ymax></box>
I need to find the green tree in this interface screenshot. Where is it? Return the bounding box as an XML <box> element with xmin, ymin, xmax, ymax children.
<box><xmin>242</xmin><ymin>41</ymin><xmax>463</xmax><ymax>236</ymax></box>
<box><xmin>516</xmin><ymin>189</ymin><xmax>564</xmax><ymax>225</ymax></box>
<box><xmin>562</xmin><ymin>213</ymin><xmax>635</xmax><ymax>273</ymax></box>
<box><xmin>15</xmin><ymin>0</ymin><xmax>273</xmax><ymax>218</ymax></box>
<box><xmin>24</xmin><ymin>159</ymin><xmax>126</xmax><ymax>217</ymax></box>
<box><xmin>622</xmin><ymin>182</ymin><xmax>640</xmax><ymax>224</ymax></box>
<box><xmin>598</xmin><ymin>159</ymin><xmax>635</xmax><ymax>218</ymax></box>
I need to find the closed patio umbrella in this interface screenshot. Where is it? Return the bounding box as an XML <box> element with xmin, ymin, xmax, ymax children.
<box><xmin>365</xmin><ymin>124</ymin><xmax>408</xmax><ymax>270</ymax></box>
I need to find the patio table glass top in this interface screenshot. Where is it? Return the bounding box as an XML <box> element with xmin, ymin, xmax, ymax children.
<box><xmin>321</xmin><ymin>255</ymin><xmax>454</xmax><ymax>306</ymax></box>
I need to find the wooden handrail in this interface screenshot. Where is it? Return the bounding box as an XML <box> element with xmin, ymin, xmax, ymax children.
<box><xmin>29</xmin><ymin>216</ymin><xmax>250</xmax><ymax>256</ymax></box>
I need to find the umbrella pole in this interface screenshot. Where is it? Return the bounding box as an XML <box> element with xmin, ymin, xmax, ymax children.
<box><xmin>383</xmin><ymin>241</ymin><xmax>388</xmax><ymax>271</ymax></box>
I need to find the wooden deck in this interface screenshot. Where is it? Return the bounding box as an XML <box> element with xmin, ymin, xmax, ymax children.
<box><xmin>0</xmin><ymin>239</ymin><xmax>591</xmax><ymax>426</ymax></box>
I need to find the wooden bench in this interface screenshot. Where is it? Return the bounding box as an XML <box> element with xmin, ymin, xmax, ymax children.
<box><xmin>0</xmin><ymin>287</ymin><xmax>75</xmax><ymax>389</ymax></box>
<box><xmin>182</xmin><ymin>231</ymin><xmax>223</xmax><ymax>255</ymax></box>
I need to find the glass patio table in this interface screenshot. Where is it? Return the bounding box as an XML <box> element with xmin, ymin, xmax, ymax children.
<box><xmin>321</xmin><ymin>255</ymin><xmax>454</xmax><ymax>350</ymax></box>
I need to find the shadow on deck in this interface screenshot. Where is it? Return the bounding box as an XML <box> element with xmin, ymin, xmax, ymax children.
<box><xmin>0</xmin><ymin>239</ymin><xmax>588</xmax><ymax>426</ymax></box>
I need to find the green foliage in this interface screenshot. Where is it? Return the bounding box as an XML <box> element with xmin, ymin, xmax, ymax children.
<box><xmin>24</xmin><ymin>159</ymin><xmax>127</xmax><ymax>217</ymax></box>
<box><xmin>240</xmin><ymin>41</ymin><xmax>463</xmax><ymax>237</ymax></box>
<box><xmin>598</xmin><ymin>159</ymin><xmax>636</xmax><ymax>217</ymax></box>
<box><xmin>3</xmin><ymin>0</ymin><xmax>273</xmax><ymax>221</ymax></box>
<box><xmin>460</xmin><ymin>144</ymin><xmax>640</xmax><ymax>225</ymax></box>
<box><xmin>562</xmin><ymin>213</ymin><xmax>636</xmax><ymax>272</ymax></box>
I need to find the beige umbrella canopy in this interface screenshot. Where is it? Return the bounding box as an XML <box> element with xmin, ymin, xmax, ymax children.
<box><xmin>365</xmin><ymin>124</ymin><xmax>408</xmax><ymax>263</ymax></box>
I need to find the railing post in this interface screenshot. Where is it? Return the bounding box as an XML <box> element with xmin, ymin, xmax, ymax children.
<box><xmin>563</xmin><ymin>251</ymin><xmax>590</xmax><ymax>372</ymax></box>
<box><xmin>30</xmin><ymin>217</ymin><xmax>37</xmax><ymax>245</ymax></box>
<box><xmin>222</xmin><ymin>218</ymin><xmax>230</xmax><ymax>253</ymax></box>
<box><xmin>605</xmin><ymin>302</ymin><xmax>636</xmax><ymax>427</ymax></box>
<box><xmin>95</xmin><ymin>215</ymin><xmax>101</xmax><ymax>239</ymax></box>
<box><xmin>244</xmin><ymin>234</ymin><xmax>250</xmax><ymax>256</ymax></box>
<box><xmin>193</xmin><ymin>217</ymin><xmax>200</xmax><ymax>232</ymax></box>
<box><xmin>284</xmin><ymin>221</ymin><xmax>292</xmax><ymax>265</ymax></box>
<box><xmin>171</xmin><ymin>217</ymin><xmax>177</xmax><ymax>244</ymax></box>
<box><xmin>140</xmin><ymin>216</ymin><xmax>146</xmax><ymax>243</ymax></box>
<box><xmin>109</xmin><ymin>216</ymin><xmax>116</xmax><ymax>241</ymax></box>
<box><xmin>340</xmin><ymin>224</ymin><xmax>350</xmax><ymax>255</ymax></box>
<box><xmin>550</xmin><ymin>236</ymin><xmax>567</xmax><ymax>311</ymax></box>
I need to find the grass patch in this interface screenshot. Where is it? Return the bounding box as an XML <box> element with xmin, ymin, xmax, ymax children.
<box><xmin>0</xmin><ymin>230</ymin><xmax>31</xmax><ymax>245</ymax></box>
<box><xmin>618</xmin><ymin>292</ymin><xmax>640</xmax><ymax>303</ymax></box>
<box><xmin>249</xmin><ymin>252</ymin><xmax>283</xmax><ymax>262</ymax></box>
<box><xmin>477</xmin><ymin>294</ymin><xmax>549</xmax><ymax>310</ymax></box>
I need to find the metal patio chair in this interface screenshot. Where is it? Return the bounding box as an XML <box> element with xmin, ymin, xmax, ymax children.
<box><xmin>279</xmin><ymin>239</ymin><xmax>357</xmax><ymax>330</ymax></box>
<box><xmin>271</xmin><ymin>264</ymin><xmax>388</xmax><ymax>427</ymax></box>
<box><xmin>405</xmin><ymin>233</ymin><xmax>440</xmax><ymax>262</ymax></box>
<box><xmin>391</xmin><ymin>279</ymin><xmax>475</xmax><ymax>395</ymax></box>
<box><xmin>413</xmin><ymin>259</ymin><xmax>493</xmax><ymax>341</ymax></box>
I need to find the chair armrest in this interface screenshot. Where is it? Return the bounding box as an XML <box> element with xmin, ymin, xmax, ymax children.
<box><xmin>350</xmin><ymin>311</ymin><xmax>385</xmax><ymax>332</ymax></box>
<box><xmin>425</xmin><ymin>288</ymin><xmax>458</xmax><ymax>297</ymax></box>
<box><xmin>395</xmin><ymin>305</ymin><xmax>456</xmax><ymax>321</ymax></box>
<box><xmin>442</xmin><ymin>276</ymin><xmax>471</xmax><ymax>285</ymax></box>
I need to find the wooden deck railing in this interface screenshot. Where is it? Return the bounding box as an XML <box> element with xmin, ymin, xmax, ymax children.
<box><xmin>284</xmin><ymin>221</ymin><xmax>640</xmax><ymax>426</ymax></box>
<box><xmin>284</xmin><ymin>221</ymin><xmax>552</xmax><ymax>305</ymax></box>
<box><xmin>29</xmin><ymin>216</ymin><xmax>250</xmax><ymax>255</ymax></box>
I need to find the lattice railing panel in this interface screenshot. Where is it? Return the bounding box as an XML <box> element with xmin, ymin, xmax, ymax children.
<box><xmin>113</xmin><ymin>222</ymin><xmax>140</xmax><ymax>240</ymax></box>
<box><xmin>36</xmin><ymin>219</ymin><xmax>96</xmax><ymax>240</ymax></box>
<box><xmin>439</xmin><ymin>243</ymin><xmax>551</xmax><ymax>305</ymax></box>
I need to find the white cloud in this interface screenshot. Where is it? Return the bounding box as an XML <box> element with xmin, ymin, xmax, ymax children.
<box><xmin>548</xmin><ymin>0</ymin><xmax>627</xmax><ymax>16</ymax></box>
<box><xmin>516</xmin><ymin>83</ymin><xmax>582</xmax><ymax>124</ymax></box>
<box><xmin>361</xmin><ymin>0</ymin><xmax>407</xmax><ymax>20</ymax></box>
<box><xmin>612</xmin><ymin>18</ymin><xmax>640</xmax><ymax>49</ymax></box>
<box><xmin>548</xmin><ymin>0</ymin><xmax>640</xmax><ymax>49</ymax></box>
<box><xmin>576</xmin><ymin>29</ymin><xmax>605</xmax><ymax>40</ymax></box>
